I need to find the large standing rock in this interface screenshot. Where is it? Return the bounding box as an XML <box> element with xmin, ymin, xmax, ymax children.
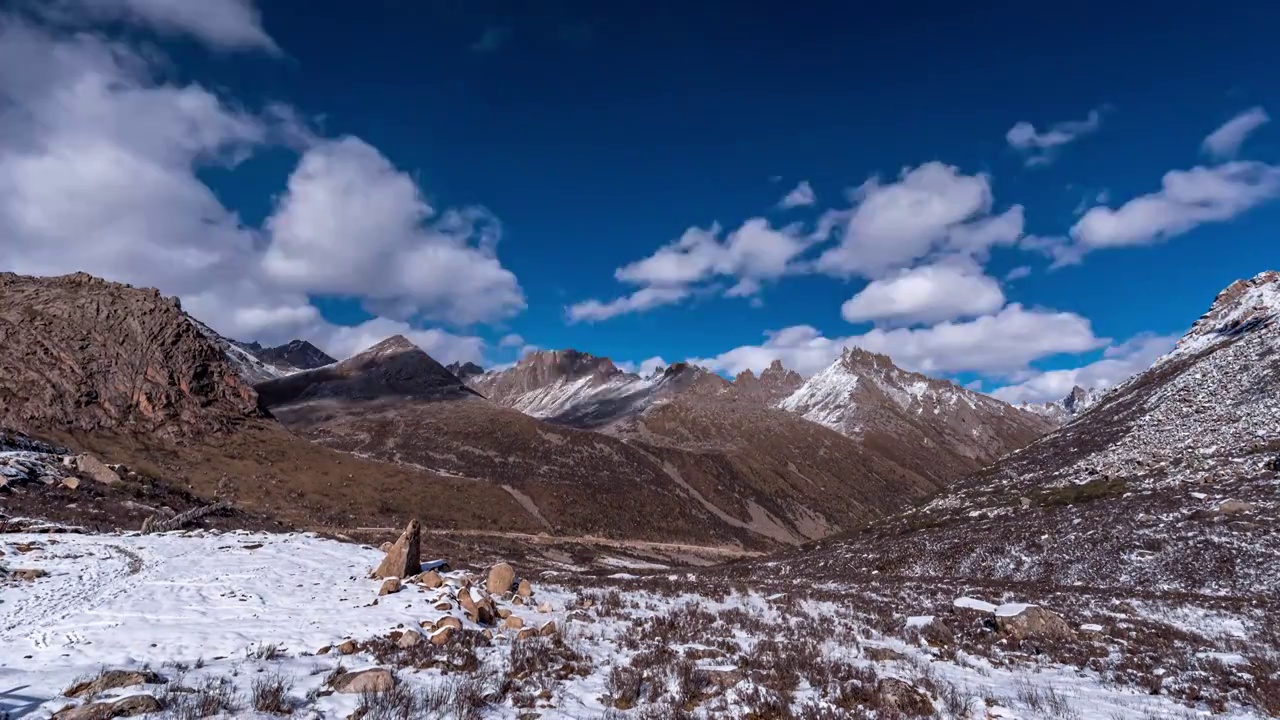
<box><xmin>876</xmin><ymin>678</ymin><xmax>935</xmax><ymax>716</ymax></box>
<box><xmin>486</xmin><ymin>562</ymin><xmax>515</xmax><ymax>595</ymax></box>
<box><xmin>52</xmin><ymin>695</ymin><xmax>161</xmax><ymax>720</ymax></box>
<box><xmin>330</xmin><ymin>668</ymin><xmax>395</xmax><ymax>694</ymax></box>
<box><xmin>372</xmin><ymin>520</ymin><xmax>422</xmax><ymax>579</ymax></box>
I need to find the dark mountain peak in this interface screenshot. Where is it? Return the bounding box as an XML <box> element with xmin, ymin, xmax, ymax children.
<box><xmin>252</xmin><ymin>339</ymin><xmax>335</xmax><ymax>371</ymax></box>
<box><xmin>447</xmin><ymin>361</ymin><xmax>485</xmax><ymax>380</ymax></box>
<box><xmin>517</xmin><ymin>348</ymin><xmax>623</xmax><ymax>383</ymax></box>
<box><xmin>839</xmin><ymin>345</ymin><xmax>894</xmax><ymax>370</ymax></box>
<box><xmin>255</xmin><ymin>334</ymin><xmax>472</xmax><ymax>407</ymax></box>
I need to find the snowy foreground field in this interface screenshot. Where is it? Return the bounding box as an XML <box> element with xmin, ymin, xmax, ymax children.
<box><xmin>0</xmin><ymin>530</ymin><xmax>1271</xmax><ymax>719</ymax></box>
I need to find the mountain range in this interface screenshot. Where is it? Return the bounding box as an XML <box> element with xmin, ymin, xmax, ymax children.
<box><xmin>2</xmin><ymin>268</ymin><xmax>1276</xmax><ymax>595</ymax></box>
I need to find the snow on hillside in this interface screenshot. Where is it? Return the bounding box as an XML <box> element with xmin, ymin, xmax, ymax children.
<box><xmin>189</xmin><ymin>317</ymin><xmax>295</xmax><ymax>384</ymax></box>
<box><xmin>2</xmin><ymin>530</ymin><xmax>1266</xmax><ymax>719</ymax></box>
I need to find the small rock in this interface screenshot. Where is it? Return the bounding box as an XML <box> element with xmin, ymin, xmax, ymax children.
<box><xmin>536</xmin><ymin>601</ymin><xmax>553</xmax><ymax>613</ymax></box>
<box><xmin>486</xmin><ymin>563</ymin><xmax>516</xmax><ymax>595</ymax></box>
<box><xmin>372</xmin><ymin>519</ymin><xmax>422</xmax><ymax>579</ymax></box>
<box><xmin>515</xmin><ymin>627</ymin><xmax>537</xmax><ymax>641</ymax></box>
<box><xmin>53</xmin><ymin>694</ymin><xmax>161</xmax><ymax>720</ymax></box>
<box><xmin>517</xmin><ymin>579</ymin><xmax>533</xmax><ymax>597</ymax></box>
<box><xmin>10</xmin><ymin>568</ymin><xmax>48</xmax><ymax>581</ymax></box>
<box><xmin>706</xmin><ymin>669</ymin><xmax>744</xmax><ymax>688</ymax></box>
<box><xmin>1217</xmin><ymin>499</ymin><xmax>1256</xmax><ymax>515</ymax></box>
<box><xmin>996</xmin><ymin>605</ymin><xmax>1074</xmax><ymax>642</ymax></box>
<box><xmin>316</xmin><ymin>645</ymin><xmax>332</xmax><ymax>655</ymax></box>
<box><xmin>434</xmin><ymin>601</ymin><xmax>452</xmax><ymax>611</ymax></box>
<box><xmin>337</xmin><ymin>639</ymin><xmax>359</xmax><ymax>655</ymax></box>
<box><xmin>378</xmin><ymin>578</ymin><xmax>401</xmax><ymax>596</ymax></box>
<box><xmin>75</xmin><ymin>454</ymin><xmax>120</xmax><ymax>485</ymax></box>
<box><xmin>876</xmin><ymin>678</ymin><xmax>935</xmax><ymax>716</ymax></box>
<box><xmin>61</xmin><ymin>476</ymin><xmax>81</xmax><ymax>491</ymax></box>
<box><xmin>435</xmin><ymin>616</ymin><xmax>463</xmax><ymax>632</ymax></box>
<box><xmin>398</xmin><ymin>629</ymin><xmax>423</xmax><ymax>648</ymax></box>
<box><xmin>539</xmin><ymin>621</ymin><xmax>556</xmax><ymax>637</ymax></box>
<box><xmin>419</xmin><ymin>570</ymin><xmax>443</xmax><ymax>589</ymax></box>
<box><xmin>330</xmin><ymin>668</ymin><xmax>395</xmax><ymax>694</ymax></box>
<box><xmin>504</xmin><ymin>616</ymin><xmax>525</xmax><ymax>630</ymax></box>
<box><xmin>65</xmin><ymin>670</ymin><xmax>166</xmax><ymax>699</ymax></box>
<box><xmin>512</xmin><ymin>596</ymin><xmax>524</xmax><ymax>606</ymax></box>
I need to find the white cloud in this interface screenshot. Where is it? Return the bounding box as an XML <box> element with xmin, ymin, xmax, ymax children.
<box><xmin>1070</xmin><ymin>161</ymin><xmax>1280</xmax><ymax>250</ymax></box>
<box><xmin>841</xmin><ymin>263</ymin><xmax>1005</xmax><ymax>326</ymax></box>
<box><xmin>567</xmin><ymin>218</ymin><xmax>809</xmax><ymax>321</ymax></box>
<box><xmin>638</xmin><ymin>356</ymin><xmax>667</xmax><ymax>375</ymax></box>
<box><xmin>565</xmin><ymin>286</ymin><xmax>691</xmax><ymax>323</ymax></box>
<box><xmin>1004</xmin><ymin>265</ymin><xmax>1032</xmax><ymax>281</ymax></box>
<box><xmin>262</xmin><ymin>136</ymin><xmax>526</xmax><ymax>326</ymax></box>
<box><xmin>1006</xmin><ymin>108</ymin><xmax>1102</xmax><ymax>166</ymax></box>
<box><xmin>692</xmin><ymin>304</ymin><xmax>1106</xmax><ymax>379</ymax></box>
<box><xmin>778</xmin><ymin>180</ymin><xmax>816</xmax><ymax>209</ymax></box>
<box><xmin>0</xmin><ymin>15</ymin><xmax>519</xmax><ymax>368</ymax></box>
<box><xmin>46</xmin><ymin>0</ymin><xmax>277</xmax><ymax>51</ymax></box>
<box><xmin>1202</xmin><ymin>107</ymin><xmax>1270</xmax><ymax>160</ymax></box>
<box><xmin>498</xmin><ymin>333</ymin><xmax>524</xmax><ymax>348</ymax></box>
<box><xmin>990</xmin><ymin>333</ymin><xmax>1177</xmax><ymax>404</ymax></box>
<box><xmin>815</xmin><ymin>163</ymin><xmax>1023</xmax><ymax>278</ymax></box>
<box><xmin>311</xmin><ymin>318</ymin><xmax>486</xmax><ymax>365</ymax></box>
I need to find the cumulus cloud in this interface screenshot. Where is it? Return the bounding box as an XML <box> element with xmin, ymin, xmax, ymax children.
<box><xmin>840</xmin><ymin>264</ymin><xmax>1006</xmax><ymax>326</ymax></box>
<box><xmin>311</xmin><ymin>318</ymin><xmax>487</xmax><ymax>365</ymax></box>
<box><xmin>44</xmin><ymin>0</ymin><xmax>277</xmax><ymax>51</ymax></box>
<box><xmin>692</xmin><ymin>304</ymin><xmax>1106</xmax><ymax>379</ymax></box>
<box><xmin>263</xmin><ymin>137</ymin><xmax>525</xmax><ymax>326</ymax></box>
<box><xmin>990</xmin><ymin>333</ymin><xmax>1177</xmax><ymax>404</ymax></box>
<box><xmin>567</xmin><ymin>218</ymin><xmax>809</xmax><ymax>321</ymax></box>
<box><xmin>1004</xmin><ymin>265</ymin><xmax>1032</xmax><ymax>281</ymax></box>
<box><xmin>0</xmin><ymin>12</ymin><xmax>520</xmax><ymax>367</ymax></box>
<box><xmin>1006</xmin><ymin>108</ymin><xmax>1102</xmax><ymax>166</ymax></box>
<box><xmin>1070</xmin><ymin>161</ymin><xmax>1280</xmax><ymax>250</ymax></box>
<box><xmin>498</xmin><ymin>333</ymin><xmax>525</xmax><ymax>348</ymax></box>
<box><xmin>778</xmin><ymin>180</ymin><xmax>816</xmax><ymax>209</ymax></box>
<box><xmin>1202</xmin><ymin>107</ymin><xmax>1270</xmax><ymax>160</ymax></box>
<box><xmin>815</xmin><ymin>163</ymin><xmax>1023</xmax><ymax>278</ymax></box>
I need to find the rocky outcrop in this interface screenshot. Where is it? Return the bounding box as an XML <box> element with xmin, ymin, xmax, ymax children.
<box><xmin>251</xmin><ymin>339</ymin><xmax>335</xmax><ymax>371</ymax></box>
<box><xmin>446</xmin><ymin>361</ymin><xmax>484</xmax><ymax>380</ymax></box>
<box><xmin>0</xmin><ymin>272</ymin><xmax>261</xmax><ymax>439</ymax></box>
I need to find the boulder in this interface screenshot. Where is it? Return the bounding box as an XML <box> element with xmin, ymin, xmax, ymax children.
<box><xmin>515</xmin><ymin>627</ymin><xmax>537</xmax><ymax>641</ymax></box>
<box><xmin>53</xmin><ymin>695</ymin><xmax>161</xmax><ymax>720</ymax></box>
<box><xmin>539</xmin><ymin>620</ymin><xmax>557</xmax><ymax>637</ymax></box>
<box><xmin>430</xmin><ymin>626</ymin><xmax>455</xmax><ymax>645</ymax></box>
<box><xmin>517</xmin><ymin>579</ymin><xmax>533</xmax><ymax>598</ymax></box>
<box><xmin>537</xmin><ymin>601</ymin><xmax>553</xmax><ymax>613</ymax></box>
<box><xmin>65</xmin><ymin>670</ymin><xmax>165</xmax><ymax>698</ymax></box>
<box><xmin>996</xmin><ymin>605</ymin><xmax>1074</xmax><ymax>642</ymax></box>
<box><xmin>330</xmin><ymin>668</ymin><xmax>395</xmax><ymax>694</ymax></box>
<box><xmin>75</xmin><ymin>455</ymin><xmax>120</xmax><ymax>485</ymax></box>
<box><xmin>434</xmin><ymin>601</ymin><xmax>452</xmax><ymax>611</ymax></box>
<box><xmin>10</xmin><ymin>568</ymin><xmax>48</xmax><ymax>581</ymax></box>
<box><xmin>378</xmin><ymin>578</ymin><xmax>401</xmax><ymax>596</ymax></box>
<box><xmin>337</xmin><ymin>639</ymin><xmax>359</xmax><ymax>655</ymax></box>
<box><xmin>497</xmin><ymin>608</ymin><xmax>512</xmax><ymax>619</ymax></box>
<box><xmin>398</xmin><ymin>629</ymin><xmax>422</xmax><ymax>648</ymax></box>
<box><xmin>419</xmin><ymin>570</ymin><xmax>443</xmax><ymax>589</ymax></box>
<box><xmin>486</xmin><ymin>562</ymin><xmax>516</xmax><ymax>595</ymax></box>
<box><xmin>434</xmin><ymin>616</ymin><xmax>463</xmax><ymax>632</ymax></box>
<box><xmin>61</xmin><ymin>476</ymin><xmax>81</xmax><ymax>491</ymax></box>
<box><xmin>371</xmin><ymin>519</ymin><xmax>422</xmax><ymax>579</ymax></box>
<box><xmin>876</xmin><ymin>678</ymin><xmax>934</xmax><ymax>716</ymax></box>
<box><xmin>504</xmin><ymin>616</ymin><xmax>525</xmax><ymax>630</ymax></box>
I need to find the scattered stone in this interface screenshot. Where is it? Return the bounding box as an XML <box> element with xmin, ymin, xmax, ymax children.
<box><xmin>517</xmin><ymin>579</ymin><xmax>533</xmax><ymax>597</ymax></box>
<box><xmin>430</xmin><ymin>626</ymin><xmax>454</xmax><ymax>645</ymax></box>
<box><xmin>74</xmin><ymin>454</ymin><xmax>120</xmax><ymax>485</ymax></box>
<box><xmin>378</xmin><ymin>578</ymin><xmax>401</xmax><ymax>596</ymax></box>
<box><xmin>512</xmin><ymin>596</ymin><xmax>524</xmax><ymax>606</ymax></box>
<box><xmin>434</xmin><ymin>601</ymin><xmax>452</xmax><ymax>611</ymax></box>
<box><xmin>1217</xmin><ymin>499</ymin><xmax>1256</xmax><ymax>515</ymax></box>
<box><xmin>537</xmin><ymin>601</ymin><xmax>553</xmax><ymax>613</ymax></box>
<box><xmin>876</xmin><ymin>678</ymin><xmax>935</xmax><ymax>716</ymax></box>
<box><xmin>419</xmin><ymin>570</ymin><xmax>443</xmax><ymax>589</ymax></box>
<box><xmin>996</xmin><ymin>605</ymin><xmax>1074</xmax><ymax>642</ymax></box>
<box><xmin>10</xmin><ymin>568</ymin><xmax>48</xmax><ymax>581</ymax></box>
<box><xmin>337</xmin><ymin>639</ymin><xmax>359</xmax><ymax>655</ymax></box>
<box><xmin>371</xmin><ymin>519</ymin><xmax>422</xmax><ymax>579</ymax></box>
<box><xmin>504</xmin><ymin>616</ymin><xmax>525</xmax><ymax>630</ymax></box>
<box><xmin>539</xmin><ymin>621</ymin><xmax>557</xmax><ymax>637</ymax></box>
<box><xmin>330</xmin><ymin>668</ymin><xmax>395</xmax><ymax>694</ymax></box>
<box><xmin>434</xmin><ymin>616</ymin><xmax>463</xmax><ymax>632</ymax></box>
<box><xmin>65</xmin><ymin>670</ymin><xmax>165</xmax><ymax>698</ymax></box>
<box><xmin>486</xmin><ymin>562</ymin><xmax>516</xmax><ymax>595</ymax></box>
<box><xmin>316</xmin><ymin>645</ymin><xmax>332</xmax><ymax>655</ymax></box>
<box><xmin>398</xmin><ymin>629</ymin><xmax>423</xmax><ymax>648</ymax></box>
<box><xmin>706</xmin><ymin>669</ymin><xmax>744</xmax><ymax>688</ymax></box>
<box><xmin>864</xmin><ymin>647</ymin><xmax>909</xmax><ymax>663</ymax></box>
<box><xmin>515</xmin><ymin>627</ymin><xmax>537</xmax><ymax>641</ymax></box>
<box><xmin>498</xmin><ymin>608</ymin><xmax>513</xmax><ymax>619</ymax></box>
<box><xmin>53</xmin><ymin>694</ymin><xmax>161</xmax><ymax>720</ymax></box>
<box><xmin>61</xmin><ymin>476</ymin><xmax>81</xmax><ymax>491</ymax></box>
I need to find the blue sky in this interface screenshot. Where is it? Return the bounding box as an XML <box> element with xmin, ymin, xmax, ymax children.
<box><xmin>1</xmin><ymin>0</ymin><xmax>1278</xmax><ymax>402</ymax></box>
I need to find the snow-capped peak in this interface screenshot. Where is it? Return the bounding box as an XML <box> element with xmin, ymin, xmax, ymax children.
<box><xmin>1157</xmin><ymin>269</ymin><xmax>1280</xmax><ymax>364</ymax></box>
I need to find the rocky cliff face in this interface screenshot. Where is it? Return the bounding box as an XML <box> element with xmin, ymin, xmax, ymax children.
<box><xmin>1019</xmin><ymin>385</ymin><xmax>1102</xmax><ymax>425</ymax></box>
<box><xmin>252</xmin><ymin>340</ymin><xmax>335</xmax><ymax>371</ymax></box>
<box><xmin>0</xmin><ymin>272</ymin><xmax>261</xmax><ymax>439</ymax></box>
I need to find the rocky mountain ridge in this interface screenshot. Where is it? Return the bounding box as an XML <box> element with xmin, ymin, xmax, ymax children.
<box><xmin>782</xmin><ymin>270</ymin><xmax>1280</xmax><ymax>597</ymax></box>
<box><xmin>1018</xmin><ymin>385</ymin><xmax>1103</xmax><ymax>425</ymax></box>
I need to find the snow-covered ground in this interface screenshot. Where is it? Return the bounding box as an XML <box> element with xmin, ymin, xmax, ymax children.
<box><xmin>0</xmin><ymin>530</ymin><xmax>1270</xmax><ymax>719</ymax></box>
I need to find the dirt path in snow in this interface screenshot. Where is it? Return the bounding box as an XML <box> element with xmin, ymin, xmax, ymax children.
<box><xmin>313</xmin><ymin>526</ymin><xmax>764</xmax><ymax>559</ymax></box>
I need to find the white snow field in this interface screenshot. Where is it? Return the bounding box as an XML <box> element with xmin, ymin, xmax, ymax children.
<box><xmin>0</xmin><ymin>530</ymin><xmax>1269</xmax><ymax>719</ymax></box>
